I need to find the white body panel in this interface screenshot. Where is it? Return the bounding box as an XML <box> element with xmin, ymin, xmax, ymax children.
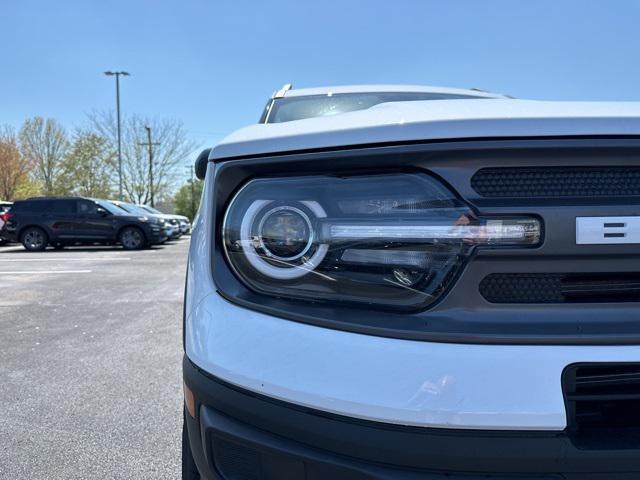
<box><xmin>185</xmin><ymin>289</ymin><xmax>640</xmax><ymax>431</ymax></box>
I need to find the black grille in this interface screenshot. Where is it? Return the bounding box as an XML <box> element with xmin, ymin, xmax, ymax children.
<box><xmin>471</xmin><ymin>166</ymin><xmax>640</xmax><ymax>198</ymax></box>
<box><xmin>563</xmin><ymin>363</ymin><xmax>640</xmax><ymax>449</ymax></box>
<box><xmin>213</xmin><ymin>439</ymin><xmax>261</xmax><ymax>480</ymax></box>
<box><xmin>480</xmin><ymin>273</ymin><xmax>640</xmax><ymax>304</ymax></box>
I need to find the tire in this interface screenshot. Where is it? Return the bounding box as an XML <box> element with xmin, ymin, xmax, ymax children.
<box><xmin>118</xmin><ymin>226</ymin><xmax>145</xmax><ymax>250</ymax></box>
<box><xmin>21</xmin><ymin>227</ymin><xmax>48</xmax><ymax>251</ymax></box>
<box><xmin>182</xmin><ymin>411</ymin><xmax>201</xmax><ymax>480</ymax></box>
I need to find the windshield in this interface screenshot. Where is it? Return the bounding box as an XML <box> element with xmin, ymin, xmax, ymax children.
<box><xmin>115</xmin><ymin>202</ymin><xmax>151</xmax><ymax>216</ymax></box>
<box><xmin>265</xmin><ymin>91</ymin><xmax>485</xmax><ymax>123</ymax></box>
<box><xmin>140</xmin><ymin>205</ymin><xmax>162</xmax><ymax>215</ymax></box>
<box><xmin>94</xmin><ymin>199</ymin><xmax>127</xmax><ymax>215</ymax></box>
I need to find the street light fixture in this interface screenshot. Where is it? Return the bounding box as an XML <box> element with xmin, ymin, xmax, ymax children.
<box><xmin>104</xmin><ymin>71</ymin><xmax>130</xmax><ymax>201</ymax></box>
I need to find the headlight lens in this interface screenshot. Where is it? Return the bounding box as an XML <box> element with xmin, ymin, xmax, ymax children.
<box><xmin>223</xmin><ymin>173</ymin><xmax>541</xmax><ymax>310</ymax></box>
<box><xmin>258</xmin><ymin>206</ymin><xmax>313</xmax><ymax>260</ymax></box>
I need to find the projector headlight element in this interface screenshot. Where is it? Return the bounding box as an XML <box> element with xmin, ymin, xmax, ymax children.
<box><xmin>223</xmin><ymin>173</ymin><xmax>541</xmax><ymax>310</ymax></box>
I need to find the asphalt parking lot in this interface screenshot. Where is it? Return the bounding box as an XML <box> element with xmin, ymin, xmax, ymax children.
<box><xmin>0</xmin><ymin>238</ymin><xmax>189</xmax><ymax>479</ymax></box>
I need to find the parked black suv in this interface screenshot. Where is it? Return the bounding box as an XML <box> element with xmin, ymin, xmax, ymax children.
<box><xmin>0</xmin><ymin>197</ymin><xmax>167</xmax><ymax>251</ymax></box>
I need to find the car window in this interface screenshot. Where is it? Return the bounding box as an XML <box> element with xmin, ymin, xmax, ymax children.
<box><xmin>77</xmin><ymin>200</ymin><xmax>98</xmax><ymax>215</ymax></box>
<box><xmin>140</xmin><ymin>205</ymin><xmax>162</xmax><ymax>215</ymax></box>
<box><xmin>94</xmin><ymin>199</ymin><xmax>126</xmax><ymax>215</ymax></box>
<box><xmin>124</xmin><ymin>203</ymin><xmax>151</xmax><ymax>215</ymax></box>
<box><xmin>47</xmin><ymin>200</ymin><xmax>76</xmax><ymax>214</ymax></box>
<box><xmin>11</xmin><ymin>201</ymin><xmax>36</xmax><ymax>213</ymax></box>
<box><xmin>104</xmin><ymin>201</ymin><xmax>131</xmax><ymax>214</ymax></box>
<box><xmin>114</xmin><ymin>202</ymin><xmax>133</xmax><ymax>213</ymax></box>
<box><xmin>266</xmin><ymin>92</ymin><xmax>483</xmax><ymax>123</ymax></box>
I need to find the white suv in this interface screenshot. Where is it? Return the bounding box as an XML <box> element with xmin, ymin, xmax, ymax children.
<box><xmin>182</xmin><ymin>86</ymin><xmax>640</xmax><ymax>479</ymax></box>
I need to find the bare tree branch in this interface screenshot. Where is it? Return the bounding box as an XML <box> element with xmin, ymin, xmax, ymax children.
<box><xmin>87</xmin><ymin>111</ymin><xmax>196</xmax><ymax>204</ymax></box>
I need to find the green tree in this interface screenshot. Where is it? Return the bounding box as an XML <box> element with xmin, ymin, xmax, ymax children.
<box><xmin>19</xmin><ymin>117</ymin><xmax>69</xmax><ymax>195</ymax></box>
<box><xmin>173</xmin><ymin>179</ymin><xmax>203</xmax><ymax>220</ymax></box>
<box><xmin>13</xmin><ymin>177</ymin><xmax>43</xmax><ymax>200</ymax></box>
<box><xmin>60</xmin><ymin>131</ymin><xmax>114</xmax><ymax>198</ymax></box>
<box><xmin>0</xmin><ymin>125</ymin><xmax>30</xmax><ymax>200</ymax></box>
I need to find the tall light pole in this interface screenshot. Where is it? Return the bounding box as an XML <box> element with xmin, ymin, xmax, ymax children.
<box><xmin>104</xmin><ymin>70</ymin><xmax>130</xmax><ymax>200</ymax></box>
<box><xmin>139</xmin><ymin>126</ymin><xmax>160</xmax><ymax>207</ymax></box>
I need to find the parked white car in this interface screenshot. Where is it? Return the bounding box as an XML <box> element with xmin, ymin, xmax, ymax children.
<box><xmin>182</xmin><ymin>86</ymin><xmax>640</xmax><ymax>479</ymax></box>
<box><xmin>137</xmin><ymin>205</ymin><xmax>186</xmax><ymax>239</ymax></box>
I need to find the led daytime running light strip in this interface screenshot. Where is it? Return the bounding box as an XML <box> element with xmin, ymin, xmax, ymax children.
<box><xmin>329</xmin><ymin>220</ymin><xmax>540</xmax><ymax>244</ymax></box>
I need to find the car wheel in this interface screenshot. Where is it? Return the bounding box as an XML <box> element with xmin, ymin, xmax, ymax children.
<box><xmin>21</xmin><ymin>227</ymin><xmax>48</xmax><ymax>251</ymax></box>
<box><xmin>182</xmin><ymin>411</ymin><xmax>201</xmax><ymax>480</ymax></box>
<box><xmin>119</xmin><ymin>227</ymin><xmax>145</xmax><ymax>250</ymax></box>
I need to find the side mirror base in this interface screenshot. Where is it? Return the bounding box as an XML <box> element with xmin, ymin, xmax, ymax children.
<box><xmin>195</xmin><ymin>148</ymin><xmax>211</xmax><ymax>180</ymax></box>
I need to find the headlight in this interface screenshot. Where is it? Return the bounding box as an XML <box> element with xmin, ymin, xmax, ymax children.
<box><xmin>223</xmin><ymin>173</ymin><xmax>541</xmax><ymax>310</ymax></box>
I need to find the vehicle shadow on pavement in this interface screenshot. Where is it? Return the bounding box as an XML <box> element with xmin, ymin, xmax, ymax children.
<box><xmin>0</xmin><ymin>245</ymin><xmax>170</xmax><ymax>254</ymax></box>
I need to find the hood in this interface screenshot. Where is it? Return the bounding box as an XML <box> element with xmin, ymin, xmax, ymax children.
<box><xmin>212</xmin><ymin>99</ymin><xmax>640</xmax><ymax>160</ymax></box>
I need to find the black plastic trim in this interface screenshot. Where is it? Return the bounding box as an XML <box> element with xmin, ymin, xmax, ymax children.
<box><xmin>209</xmin><ymin>137</ymin><xmax>640</xmax><ymax>345</ymax></box>
<box><xmin>563</xmin><ymin>362</ymin><xmax>640</xmax><ymax>448</ymax></box>
<box><xmin>184</xmin><ymin>356</ymin><xmax>640</xmax><ymax>478</ymax></box>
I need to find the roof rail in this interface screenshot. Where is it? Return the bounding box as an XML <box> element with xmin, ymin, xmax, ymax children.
<box><xmin>470</xmin><ymin>87</ymin><xmax>514</xmax><ymax>99</ymax></box>
<box><xmin>273</xmin><ymin>83</ymin><xmax>293</xmax><ymax>98</ymax></box>
<box><xmin>25</xmin><ymin>196</ymin><xmax>81</xmax><ymax>200</ymax></box>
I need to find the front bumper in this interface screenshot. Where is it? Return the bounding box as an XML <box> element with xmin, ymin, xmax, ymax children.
<box><xmin>184</xmin><ymin>357</ymin><xmax>640</xmax><ymax>479</ymax></box>
<box><xmin>146</xmin><ymin>225</ymin><xmax>166</xmax><ymax>245</ymax></box>
<box><xmin>185</xmin><ymin>290</ymin><xmax>640</xmax><ymax>430</ymax></box>
<box><xmin>169</xmin><ymin>225</ymin><xmax>182</xmax><ymax>239</ymax></box>
<box><xmin>179</xmin><ymin>221</ymin><xmax>191</xmax><ymax>234</ymax></box>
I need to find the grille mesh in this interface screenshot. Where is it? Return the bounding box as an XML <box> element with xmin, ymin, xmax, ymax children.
<box><xmin>480</xmin><ymin>274</ymin><xmax>564</xmax><ymax>303</ymax></box>
<box><xmin>480</xmin><ymin>273</ymin><xmax>640</xmax><ymax>304</ymax></box>
<box><xmin>471</xmin><ymin>167</ymin><xmax>640</xmax><ymax>198</ymax></box>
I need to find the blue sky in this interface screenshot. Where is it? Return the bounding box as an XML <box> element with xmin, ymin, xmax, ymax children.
<box><xmin>3</xmin><ymin>0</ymin><xmax>640</xmax><ymax>167</ymax></box>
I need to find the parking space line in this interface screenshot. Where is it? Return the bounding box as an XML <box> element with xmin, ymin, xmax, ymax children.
<box><xmin>0</xmin><ymin>270</ymin><xmax>92</xmax><ymax>275</ymax></box>
<box><xmin>0</xmin><ymin>258</ymin><xmax>131</xmax><ymax>262</ymax></box>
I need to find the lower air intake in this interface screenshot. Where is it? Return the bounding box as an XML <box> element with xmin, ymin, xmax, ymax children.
<box><xmin>213</xmin><ymin>439</ymin><xmax>261</xmax><ymax>480</ymax></box>
<box><xmin>563</xmin><ymin>363</ymin><xmax>640</xmax><ymax>449</ymax></box>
